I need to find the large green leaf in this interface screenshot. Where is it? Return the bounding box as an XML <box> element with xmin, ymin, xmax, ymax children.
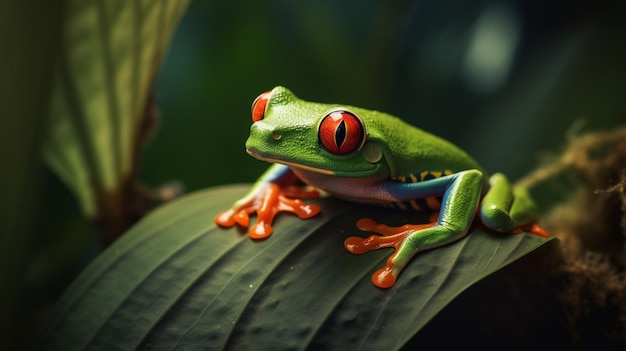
<box><xmin>37</xmin><ymin>185</ymin><xmax>555</xmax><ymax>350</ymax></box>
<box><xmin>42</xmin><ymin>0</ymin><xmax>189</xmax><ymax>220</ymax></box>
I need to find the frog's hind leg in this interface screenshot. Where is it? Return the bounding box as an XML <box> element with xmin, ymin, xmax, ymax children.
<box><xmin>345</xmin><ymin>212</ymin><xmax>439</xmax><ymax>254</ymax></box>
<box><xmin>346</xmin><ymin>170</ymin><xmax>485</xmax><ymax>288</ymax></box>
<box><xmin>480</xmin><ymin>173</ymin><xmax>548</xmax><ymax>237</ymax></box>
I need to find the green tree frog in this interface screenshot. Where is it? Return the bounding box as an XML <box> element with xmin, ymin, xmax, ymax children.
<box><xmin>216</xmin><ymin>86</ymin><xmax>548</xmax><ymax>288</ymax></box>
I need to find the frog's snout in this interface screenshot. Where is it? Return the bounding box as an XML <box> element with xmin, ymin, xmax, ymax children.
<box><xmin>246</xmin><ymin>121</ymin><xmax>280</xmax><ymax>155</ymax></box>
<box><xmin>250</xmin><ymin>120</ymin><xmax>281</xmax><ymax>141</ymax></box>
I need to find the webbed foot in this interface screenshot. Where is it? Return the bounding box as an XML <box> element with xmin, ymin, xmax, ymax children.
<box><xmin>215</xmin><ymin>183</ymin><xmax>320</xmax><ymax>239</ymax></box>
<box><xmin>344</xmin><ymin>213</ymin><xmax>439</xmax><ymax>288</ymax></box>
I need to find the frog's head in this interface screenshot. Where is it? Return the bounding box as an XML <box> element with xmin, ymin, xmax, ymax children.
<box><xmin>245</xmin><ymin>86</ymin><xmax>392</xmax><ymax>178</ymax></box>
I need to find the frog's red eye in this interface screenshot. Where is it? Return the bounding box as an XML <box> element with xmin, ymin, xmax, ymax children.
<box><xmin>251</xmin><ymin>90</ymin><xmax>272</xmax><ymax>122</ymax></box>
<box><xmin>318</xmin><ymin>109</ymin><xmax>365</xmax><ymax>155</ymax></box>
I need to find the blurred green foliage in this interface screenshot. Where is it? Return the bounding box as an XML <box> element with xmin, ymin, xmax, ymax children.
<box><xmin>2</xmin><ymin>0</ymin><xmax>191</xmax><ymax>348</ymax></box>
<box><xmin>0</xmin><ymin>1</ymin><xmax>64</xmax><ymax>348</ymax></box>
<box><xmin>1</xmin><ymin>0</ymin><xmax>624</xmax><ymax>348</ymax></box>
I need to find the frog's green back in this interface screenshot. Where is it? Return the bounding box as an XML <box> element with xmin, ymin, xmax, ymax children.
<box><xmin>348</xmin><ymin>106</ymin><xmax>485</xmax><ymax>178</ymax></box>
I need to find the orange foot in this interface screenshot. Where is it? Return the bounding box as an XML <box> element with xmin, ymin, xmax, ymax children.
<box><xmin>215</xmin><ymin>183</ymin><xmax>320</xmax><ymax>239</ymax></box>
<box><xmin>510</xmin><ymin>222</ymin><xmax>549</xmax><ymax>238</ymax></box>
<box><xmin>344</xmin><ymin>212</ymin><xmax>439</xmax><ymax>288</ymax></box>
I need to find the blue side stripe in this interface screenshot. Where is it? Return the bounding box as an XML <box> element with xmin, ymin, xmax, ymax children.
<box><xmin>385</xmin><ymin>174</ymin><xmax>459</xmax><ymax>202</ymax></box>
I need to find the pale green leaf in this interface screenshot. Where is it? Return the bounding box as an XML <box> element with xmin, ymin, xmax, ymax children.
<box><xmin>42</xmin><ymin>0</ymin><xmax>190</xmax><ymax>216</ymax></box>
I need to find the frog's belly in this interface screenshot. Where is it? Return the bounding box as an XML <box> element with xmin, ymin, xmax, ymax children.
<box><xmin>291</xmin><ymin>168</ymin><xmax>401</xmax><ymax>206</ymax></box>
<box><xmin>290</xmin><ymin>167</ymin><xmax>445</xmax><ymax>212</ymax></box>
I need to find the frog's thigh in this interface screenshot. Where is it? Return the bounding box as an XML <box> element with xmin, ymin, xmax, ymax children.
<box><xmin>391</xmin><ymin>170</ymin><xmax>483</xmax><ymax>267</ymax></box>
<box><xmin>480</xmin><ymin>173</ymin><xmax>539</xmax><ymax>232</ymax></box>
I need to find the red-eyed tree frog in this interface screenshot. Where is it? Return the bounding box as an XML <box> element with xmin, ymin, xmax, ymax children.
<box><xmin>215</xmin><ymin>86</ymin><xmax>548</xmax><ymax>289</ymax></box>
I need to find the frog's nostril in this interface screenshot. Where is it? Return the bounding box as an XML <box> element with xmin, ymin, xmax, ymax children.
<box><xmin>249</xmin><ymin>121</ymin><xmax>281</xmax><ymax>142</ymax></box>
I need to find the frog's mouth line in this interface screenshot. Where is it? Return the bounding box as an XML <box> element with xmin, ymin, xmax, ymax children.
<box><xmin>246</xmin><ymin>147</ymin><xmax>381</xmax><ymax>177</ymax></box>
<box><xmin>246</xmin><ymin>148</ymin><xmax>336</xmax><ymax>175</ymax></box>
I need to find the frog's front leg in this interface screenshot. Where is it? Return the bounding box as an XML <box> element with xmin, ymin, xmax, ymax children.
<box><xmin>346</xmin><ymin>170</ymin><xmax>485</xmax><ymax>288</ymax></box>
<box><xmin>215</xmin><ymin>164</ymin><xmax>320</xmax><ymax>239</ymax></box>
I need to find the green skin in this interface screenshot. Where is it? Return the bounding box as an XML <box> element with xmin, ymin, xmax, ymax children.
<box><xmin>216</xmin><ymin>86</ymin><xmax>544</xmax><ymax>288</ymax></box>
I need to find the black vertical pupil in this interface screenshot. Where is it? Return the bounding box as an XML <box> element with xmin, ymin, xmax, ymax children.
<box><xmin>335</xmin><ymin>120</ymin><xmax>346</xmax><ymax>148</ymax></box>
